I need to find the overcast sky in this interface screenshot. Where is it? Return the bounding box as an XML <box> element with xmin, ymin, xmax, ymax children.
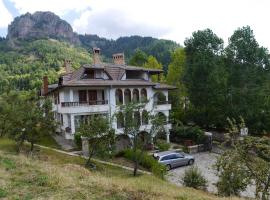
<box><xmin>0</xmin><ymin>0</ymin><xmax>270</xmax><ymax>48</ymax></box>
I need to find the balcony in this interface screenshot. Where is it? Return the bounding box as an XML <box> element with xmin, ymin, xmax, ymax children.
<box><xmin>153</xmin><ymin>101</ymin><xmax>171</xmax><ymax>111</ymax></box>
<box><xmin>61</xmin><ymin>100</ymin><xmax>108</xmax><ymax>107</ymax></box>
<box><xmin>59</xmin><ymin>100</ymin><xmax>109</xmax><ymax>114</ymax></box>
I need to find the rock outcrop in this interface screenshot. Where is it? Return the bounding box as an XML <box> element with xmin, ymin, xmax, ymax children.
<box><xmin>7</xmin><ymin>11</ymin><xmax>80</xmax><ymax>45</ymax></box>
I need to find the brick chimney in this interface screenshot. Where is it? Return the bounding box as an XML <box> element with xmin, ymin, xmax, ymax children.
<box><xmin>112</xmin><ymin>53</ymin><xmax>125</xmax><ymax>65</ymax></box>
<box><xmin>43</xmin><ymin>76</ymin><xmax>48</xmax><ymax>95</ymax></box>
<box><xmin>93</xmin><ymin>47</ymin><xmax>101</xmax><ymax>64</ymax></box>
<box><xmin>64</xmin><ymin>59</ymin><xmax>72</xmax><ymax>73</ymax></box>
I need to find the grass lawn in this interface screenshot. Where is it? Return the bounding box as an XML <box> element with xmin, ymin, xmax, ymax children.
<box><xmin>0</xmin><ymin>138</ymin><xmax>243</xmax><ymax>200</ymax></box>
<box><xmin>36</xmin><ymin>134</ymin><xmax>61</xmax><ymax>149</ymax></box>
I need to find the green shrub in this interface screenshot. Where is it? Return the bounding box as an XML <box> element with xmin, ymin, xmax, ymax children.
<box><xmin>182</xmin><ymin>166</ymin><xmax>207</xmax><ymax>190</ymax></box>
<box><xmin>172</xmin><ymin>126</ymin><xmax>206</xmax><ymax>144</ymax></box>
<box><xmin>122</xmin><ymin>149</ymin><xmax>167</xmax><ymax>178</ymax></box>
<box><xmin>74</xmin><ymin>132</ymin><xmax>82</xmax><ymax>150</ymax></box>
<box><xmin>156</xmin><ymin>139</ymin><xmax>170</xmax><ymax>151</ymax></box>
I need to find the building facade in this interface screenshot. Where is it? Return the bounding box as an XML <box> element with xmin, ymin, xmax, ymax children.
<box><xmin>42</xmin><ymin>48</ymin><xmax>176</xmax><ymax>144</ymax></box>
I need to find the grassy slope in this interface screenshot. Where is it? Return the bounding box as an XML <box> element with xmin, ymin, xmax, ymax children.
<box><xmin>36</xmin><ymin>134</ymin><xmax>61</xmax><ymax>149</ymax></box>
<box><xmin>0</xmin><ymin>139</ymin><xmax>242</xmax><ymax>200</ymax></box>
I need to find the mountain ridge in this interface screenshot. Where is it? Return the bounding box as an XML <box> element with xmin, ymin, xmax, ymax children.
<box><xmin>6</xmin><ymin>11</ymin><xmax>180</xmax><ymax>66</ymax></box>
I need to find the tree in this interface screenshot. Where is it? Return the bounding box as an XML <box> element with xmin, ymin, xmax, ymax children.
<box><xmin>0</xmin><ymin>91</ymin><xmax>56</xmax><ymax>153</ymax></box>
<box><xmin>116</xmin><ymin>102</ymin><xmax>164</xmax><ymax>176</ymax></box>
<box><xmin>166</xmin><ymin>48</ymin><xmax>186</xmax><ymax>120</ymax></box>
<box><xmin>215</xmin><ymin>118</ymin><xmax>270</xmax><ymax>199</ymax></box>
<box><xmin>144</xmin><ymin>55</ymin><xmax>164</xmax><ymax>82</ymax></box>
<box><xmin>184</xmin><ymin>29</ymin><xmax>228</xmax><ymax>128</ymax></box>
<box><xmin>26</xmin><ymin>97</ymin><xmax>56</xmax><ymax>152</ymax></box>
<box><xmin>237</xmin><ymin>137</ymin><xmax>270</xmax><ymax>200</ymax></box>
<box><xmin>225</xmin><ymin>26</ymin><xmax>270</xmax><ymax>134</ymax></box>
<box><xmin>77</xmin><ymin>115</ymin><xmax>115</xmax><ymax>168</ymax></box>
<box><xmin>129</xmin><ymin>49</ymin><xmax>148</xmax><ymax>66</ymax></box>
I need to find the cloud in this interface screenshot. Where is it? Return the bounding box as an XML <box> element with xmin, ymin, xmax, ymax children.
<box><xmin>73</xmin><ymin>8</ymin><xmax>171</xmax><ymax>39</ymax></box>
<box><xmin>9</xmin><ymin>0</ymin><xmax>92</xmax><ymax>15</ymax></box>
<box><xmin>2</xmin><ymin>0</ymin><xmax>270</xmax><ymax>49</ymax></box>
<box><xmin>0</xmin><ymin>0</ymin><xmax>13</xmax><ymax>28</ymax></box>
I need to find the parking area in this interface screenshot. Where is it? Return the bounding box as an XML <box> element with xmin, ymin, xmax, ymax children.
<box><xmin>166</xmin><ymin>152</ymin><xmax>219</xmax><ymax>193</ymax></box>
<box><xmin>166</xmin><ymin>152</ymin><xmax>254</xmax><ymax>198</ymax></box>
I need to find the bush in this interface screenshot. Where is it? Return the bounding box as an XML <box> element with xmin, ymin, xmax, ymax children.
<box><xmin>74</xmin><ymin>132</ymin><xmax>82</xmax><ymax>150</ymax></box>
<box><xmin>156</xmin><ymin>139</ymin><xmax>170</xmax><ymax>151</ymax></box>
<box><xmin>172</xmin><ymin>125</ymin><xmax>206</xmax><ymax>144</ymax></box>
<box><xmin>182</xmin><ymin>166</ymin><xmax>207</xmax><ymax>190</ymax></box>
<box><xmin>122</xmin><ymin>149</ymin><xmax>167</xmax><ymax>178</ymax></box>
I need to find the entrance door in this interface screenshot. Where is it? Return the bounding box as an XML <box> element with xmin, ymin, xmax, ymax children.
<box><xmin>88</xmin><ymin>90</ymin><xmax>97</xmax><ymax>105</ymax></box>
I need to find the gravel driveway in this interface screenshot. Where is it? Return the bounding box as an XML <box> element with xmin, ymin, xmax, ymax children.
<box><xmin>166</xmin><ymin>152</ymin><xmax>254</xmax><ymax>198</ymax></box>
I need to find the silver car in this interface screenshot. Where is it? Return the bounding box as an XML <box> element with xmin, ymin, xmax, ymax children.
<box><xmin>153</xmin><ymin>151</ymin><xmax>194</xmax><ymax>170</ymax></box>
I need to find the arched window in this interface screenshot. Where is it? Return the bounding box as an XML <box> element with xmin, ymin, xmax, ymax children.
<box><xmin>142</xmin><ymin>110</ymin><xmax>149</xmax><ymax>125</ymax></box>
<box><xmin>115</xmin><ymin>89</ymin><xmax>123</xmax><ymax>105</ymax></box>
<box><xmin>117</xmin><ymin>112</ymin><xmax>124</xmax><ymax>128</ymax></box>
<box><xmin>157</xmin><ymin>112</ymin><xmax>167</xmax><ymax>123</ymax></box>
<box><xmin>141</xmin><ymin>88</ymin><xmax>147</xmax><ymax>102</ymax></box>
<box><xmin>154</xmin><ymin>92</ymin><xmax>166</xmax><ymax>105</ymax></box>
<box><xmin>134</xmin><ymin>111</ymin><xmax>141</xmax><ymax>126</ymax></box>
<box><xmin>124</xmin><ymin>89</ymin><xmax>131</xmax><ymax>104</ymax></box>
<box><xmin>132</xmin><ymin>89</ymin><xmax>139</xmax><ymax>103</ymax></box>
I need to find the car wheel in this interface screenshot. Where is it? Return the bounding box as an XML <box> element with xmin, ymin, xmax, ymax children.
<box><xmin>188</xmin><ymin>159</ymin><xmax>194</xmax><ymax>165</ymax></box>
<box><xmin>166</xmin><ymin>164</ymin><xmax>171</xmax><ymax>171</ymax></box>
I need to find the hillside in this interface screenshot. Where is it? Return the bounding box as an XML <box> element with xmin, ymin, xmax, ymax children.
<box><xmin>79</xmin><ymin>34</ymin><xmax>180</xmax><ymax>69</ymax></box>
<box><xmin>0</xmin><ymin>11</ymin><xmax>180</xmax><ymax>93</ymax></box>
<box><xmin>0</xmin><ymin>39</ymin><xmax>91</xmax><ymax>92</ymax></box>
<box><xmin>0</xmin><ymin>139</ymin><xmax>242</xmax><ymax>200</ymax></box>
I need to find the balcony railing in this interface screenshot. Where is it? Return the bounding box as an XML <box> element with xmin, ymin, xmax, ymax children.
<box><xmin>154</xmin><ymin>100</ymin><xmax>171</xmax><ymax>105</ymax></box>
<box><xmin>61</xmin><ymin>100</ymin><xmax>108</xmax><ymax>107</ymax></box>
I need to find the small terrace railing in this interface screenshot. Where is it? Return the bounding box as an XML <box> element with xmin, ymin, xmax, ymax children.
<box><xmin>61</xmin><ymin>100</ymin><xmax>108</xmax><ymax>107</ymax></box>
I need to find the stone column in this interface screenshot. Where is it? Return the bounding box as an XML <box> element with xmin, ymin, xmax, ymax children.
<box><xmin>81</xmin><ymin>137</ymin><xmax>89</xmax><ymax>156</ymax></box>
<box><xmin>70</xmin><ymin>114</ymin><xmax>75</xmax><ymax>134</ymax></box>
<box><xmin>166</xmin><ymin>130</ymin><xmax>170</xmax><ymax>143</ymax></box>
<box><xmin>69</xmin><ymin>89</ymin><xmax>74</xmax><ymax>102</ymax></box>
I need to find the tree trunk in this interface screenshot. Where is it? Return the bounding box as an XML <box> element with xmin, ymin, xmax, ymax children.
<box><xmin>133</xmin><ymin>159</ymin><xmax>138</xmax><ymax>176</ymax></box>
<box><xmin>30</xmin><ymin>141</ymin><xmax>34</xmax><ymax>152</ymax></box>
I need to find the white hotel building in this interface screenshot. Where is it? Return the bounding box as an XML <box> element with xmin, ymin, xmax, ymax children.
<box><xmin>42</xmin><ymin>48</ymin><xmax>176</xmax><ymax>148</ymax></box>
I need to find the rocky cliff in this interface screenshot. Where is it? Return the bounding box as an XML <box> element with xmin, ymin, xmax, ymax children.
<box><xmin>7</xmin><ymin>11</ymin><xmax>80</xmax><ymax>45</ymax></box>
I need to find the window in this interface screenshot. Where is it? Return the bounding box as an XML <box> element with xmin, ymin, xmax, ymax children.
<box><xmin>141</xmin><ymin>88</ymin><xmax>147</xmax><ymax>102</ymax></box>
<box><xmin>117</xmin><ymin>112</ymin><xmax>124</xmax><ymax>128</ymax></box>
<box><xmin>82</xmin><ymin>69</ymin><xmax>95</xmax><ymax>79</ymax></box>
<box><xmin>124</xmin><ymin>89</ymin><xmax>131</xmax><ymax>104</ymax></box>
<box><xmin>88</xmin><ymin>90</ymin><xmax>97</xmax><ymax>104</ymax></box>
<box><xmin>54</xmin><ymin>92</ymin><xmax>59</xmax><ymax>104</ymax></box>
<box><xmin>79</xmin><ymin>90</ymin><xmax>87</xmax><ymax>102</ymax></box>
<box><xmin>175</xmin><ymin>153</ymin><xmax>184</xmax><ymax>158</ymax></box>
<box><xmin>60</xmin><ymin>114</ymin><xmax>63</xmax><ymax>126</ymax></box>
<box><xmin>132</xmin><ymin>89</ymin><xmax>139</xmax><ymax>103</ymax></box>
<box><xmin>134</xmin><ymin>111</ymin><xmax>141</xmax><ymax>126</ymax></box>
<box><xmin>142</xmin><ymin>110</ymin><xmax>149</xmax><ymax>125</ymax></box>
<box><xmin>161</xmin><ymin>154</ymin><xmax>174</xmax><ymax>161</ymax></box>
<box><xmin>115</xmin><ymin>89</ymin><xmax>123</xmax><ymax>105</ymax></box>
<box><xmin>126</xmin><ymin>70</ymin><xmax>142</xmax><ymax>79</ymax></box>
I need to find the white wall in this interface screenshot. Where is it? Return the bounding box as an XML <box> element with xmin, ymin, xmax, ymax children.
<box><xmin>55</xmin><ymin>86</ymin><xmax>172</xmax><ymax>138</ymax></box>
